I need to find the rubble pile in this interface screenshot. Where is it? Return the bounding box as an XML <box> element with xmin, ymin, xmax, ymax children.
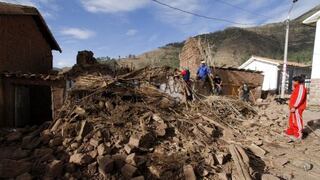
<box><xmin>0</xmin><ymin>67</ymin><xmax>261</xmax><ymax>179</ymax></box>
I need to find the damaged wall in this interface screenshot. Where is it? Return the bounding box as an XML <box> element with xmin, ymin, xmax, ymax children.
<box><xmin>179</xmin><ymin>37</ymin><xmax>214</xmax><ymax>77</ymax></box>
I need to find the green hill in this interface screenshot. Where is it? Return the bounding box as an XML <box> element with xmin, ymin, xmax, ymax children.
<box><xmin>118</xmin><ymin>5</ymin><xmax>320</xmax><ymax>68</ymax></box>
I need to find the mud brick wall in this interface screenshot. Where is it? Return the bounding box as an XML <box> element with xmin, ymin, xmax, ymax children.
<box><xmin>308</xmin><ymin>79</ymin><xmax>320</xmax><ymax>110</ymax></box>
<box><xmin>179</xmin><ymin>38</ymin><xmax>203</xmax><ymax>77</ymax></box>
<box><xmin>0</xmin><ymin>16</ymin><xmax>52</xmax><ymax>73</ymax></box>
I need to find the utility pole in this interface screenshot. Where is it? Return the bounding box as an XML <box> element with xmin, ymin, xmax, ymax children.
<box><xmin>280</xmin><ymin>0</ymin><xmax>298</xmax><ymax>98</ymax></box>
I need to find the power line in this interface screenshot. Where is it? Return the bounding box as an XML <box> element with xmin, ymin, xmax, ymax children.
<box><xmin>151</xmin><ymin>0</ymin><xmax>255</xmax><ymax>26</ymax></box>
<box><xmin>214</xmin><ymin>0</ymin><xmax>270</xmax><ymax>19</ymax></box>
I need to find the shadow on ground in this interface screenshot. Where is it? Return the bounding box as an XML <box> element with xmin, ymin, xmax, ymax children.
<box><xmin>303</xmin><ymin>119</ymin><xmax>320</xmax><ymax>138</ymax></box>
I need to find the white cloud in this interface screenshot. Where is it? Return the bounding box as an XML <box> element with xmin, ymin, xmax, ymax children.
<box><xmin>61</xmin><ymin>28</ymin><xmax>95</xmax><ymax>40</ymax></box>
<box><xmin>1</xmin><ymin>0</ymin><xmax>59</xmax><ymax>19</ymax></box>
<box><xmin>126</xmin><ymin>29</ymin><xmax>138</xmax><ymax>36</ymax></box>
<box><xmin>1</xmin><ymin>0</ymin><xmax>36</xmax><ymax>6</ymax></box>
<box><xmin>80</xmin><ymin>0</ymin><xmax>149</xmax><ymax>13</ymax></box>
<box><xmin>154</xmin><ymin>0</ymin><xmax>201</xmax><ymax>24</ymax></box>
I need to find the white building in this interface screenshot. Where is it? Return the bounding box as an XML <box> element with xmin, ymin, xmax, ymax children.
<box><xmin>303</xmin><ymin>10</ymin><xmax>320</xmax><ymax>109</ymax></box>
<box><xmin>239</xmin><ymin>56</ymin><xmax>311</xmax><ymax>93</ymax></box>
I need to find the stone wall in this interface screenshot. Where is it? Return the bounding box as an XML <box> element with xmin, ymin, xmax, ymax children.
<box><xmin>308</xmin><ymin>78</ymin><xmax>320</xmax><ymax>110</ymax></box>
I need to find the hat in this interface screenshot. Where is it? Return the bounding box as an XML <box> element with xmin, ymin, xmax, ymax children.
<box><xmin>201</xmin><ymin>60</ymin><xmax>206</xmax><ymax>64</ymax></box>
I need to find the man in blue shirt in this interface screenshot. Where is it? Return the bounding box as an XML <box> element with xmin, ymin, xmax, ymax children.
<box><xmin>197</xmin><ymin>61</ymin><xmax>211</xmax><ymax>80</ymax></box>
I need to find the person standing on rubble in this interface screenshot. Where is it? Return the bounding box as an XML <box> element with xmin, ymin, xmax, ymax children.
<box><xmin>213</xmin><ymin>74</ymin><xmax>222</xmax><ymax>95</ymax></box>
<box><xmin>181</xmin><ymin>67</ymin><xmax>191</xmax><ymax>85</ymax></box>
<box><xmin>181</xmin><ymin>67</ymin><xmax>193</xmax><ymax>101</ymax></box>
<box><xmin>285</xmin><ymin>76</ymin><xmax>307</xmax><ymax>141</ymax></box>
<box><xmin>196</xmin><ymin>61</ymin><xmax>211</xmax><ymax>81</ymax></box>
<box><xmin>239</xmin><ymin>83</ymin><xmax>250</xmax><ymax>102</ymax></box>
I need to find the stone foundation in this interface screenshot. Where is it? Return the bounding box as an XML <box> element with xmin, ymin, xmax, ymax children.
<box><xmin>308</xmin><ymin>78</ymin><xmax>320</xmax><ymax>110</ymax></box>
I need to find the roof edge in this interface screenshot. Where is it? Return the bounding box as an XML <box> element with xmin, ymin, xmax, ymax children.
<box><xmin>303</xmin><ymin>10</ymin><xmax>320</xmax><ymax>25</ymax></box>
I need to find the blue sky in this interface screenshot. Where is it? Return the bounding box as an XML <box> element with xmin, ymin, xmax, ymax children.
<box><xmin>2</xmin><ymin>0</ymin><xmax>320</xmax><ymax>67</ymax></box>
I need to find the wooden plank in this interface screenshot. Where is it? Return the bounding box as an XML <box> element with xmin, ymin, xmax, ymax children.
<box><xmin>229</xmin><ymin>144</ymin><xmax>252</xmax><ymax>180</ymax></box>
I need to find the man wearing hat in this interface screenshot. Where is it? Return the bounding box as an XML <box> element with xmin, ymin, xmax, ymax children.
<box><xmin>196</xmin><ymin>60</ymin><xmax>211</xmax><ymax>81</ymax></box>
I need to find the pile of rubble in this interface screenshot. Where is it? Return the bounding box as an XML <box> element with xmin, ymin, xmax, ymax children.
<box><xmin>0</xmin><ymin>67</ymin><xmax>264</xmax><ymax>180</ymax></box>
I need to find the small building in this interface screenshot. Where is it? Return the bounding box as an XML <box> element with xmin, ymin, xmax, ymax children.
<box><xmin>239</xmin><ymin>56</ymin><xmax>311</xmax><ymax>93</ymax></box>
<box><xmin>0</xmin><ymin>2</ymin><xmax>63</xmax><ymax>127</ymax></box>
<box><xmin>214</xmin><ymin>67</ymin><xmax>263</xmax><ymax>99</ymax></box>
<box><xmin>303</xmin><ymin>10</ymin><xmax>320</xmax><ymax>110</ymax></box>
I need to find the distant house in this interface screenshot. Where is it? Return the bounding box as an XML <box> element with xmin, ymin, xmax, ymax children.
<box><xmin>0</xmin><ymin>2</ymin><xmax>64</xmax><ymax>127</ymax></box>
<box><xmin>303</xmin><ymin>10</ymin><xmax>320</xmax><ymax>109</ymax></box>
<box><xmin>239</xmin><ymin>56</ymin><xmax>311</xmax><ymax>93</ymax></box>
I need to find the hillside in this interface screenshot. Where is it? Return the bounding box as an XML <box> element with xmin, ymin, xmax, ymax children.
<box><xmin>118</xmin><ymin>5</ymin><xmax>319</xmax><ymax>68</ymax></box>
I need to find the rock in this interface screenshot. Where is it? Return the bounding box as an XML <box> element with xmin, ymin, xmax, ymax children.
<box><xmin>121</xmin><ymin>164</ymin><xmax>138</xmax><ymax>178</ymax></box>
<box><xmin>199</xmin><ymin>168</ymin><xmax>209</xmax><ymax>177</ymax></box>
<box><xmin>254</xmin><ymin>140</ymin><xmax>263</xmax><ymax>146</ymax></box>
<box><xmin>148</xmin><ymin>165</ymin><xmax>161</xmax><ymax>178</ymax></box>
<box><xmin>242</xmin><ymin>120</ymin><xmax>257</xmax><ymax>128</ymax></box>
<box><xmin>47</xmin><ymin>160</ymin><xmax>64</xmax><ymax>177</ymax></box>
<box><xmin>274</xmin><ymin>157</ymin><xmax>289</xmax><ymax>167</ymax></box>
<box><xmin>183</xmin><ymin>165</ymin><xmax>196</xmax><ymax>180</ymax></box>
<box><xmin>70</xmin><ymin>142</ymin><xmax>79</xmax><ymax>150</ymax></box>
<box><xmin>49</xmin><ymin>136</ymin><xmax>63</xmax><ymax>147</ymax></box>
<box><xmin>249</xmin><ymin>143</ymin><xmax>267</xmax><ymax>157</ymax></box>
<box><xmin>89</xmin><ymin>138</ymin><xmax>101</xmax><ymax>147</ymax></box>
<box><xmin>98</xmin><ymin>155</ymin><xmax>114</xmax><ymax>176</ymax></box>
<box><xmin>216</xmin><ymin>153</ymin><xmax>228</xmax><ymax>165</ymax></box>
<box><xmin>69</xmin><ymin>153</ymin><xmax>93</xmax><ymax>165</ymax></box>
<box><xmin>16</xmin><ymin>172</ymin><xmax>33</xmax><ymax>180</ymax></box>
<box><xmin>6</xmin><ymin>131</ymin><xmax>22</xmax><ymax>141</ymax></box>
<box><xmin>74</xmin><ymin>106</ymin><xmax>86</xmax><ymax>116</ymax></box>
<box><xmin>155</xmin><ymin>122</ymin><xmax>167</xmax><ymax>137</ymax></box>
<box><xmin>112</xmin><ymin>154</ymin><xmax>126</xmax><ymax>169</ymax></box>
<box><xmin>126</xmin><ymin>153</ymin><xmax>147</xmax><ymax>167</ymax></box>
<box><xmin>261</xmin><ymin>174</ymin><xmax>280</xmax><ymax>180</ymax></box>
<box><xmin>88</xmin><ymin>150</ymin><xmax>98</xmax><ymax>159</ymax></box>
<box><xmin>128</xmin><ymin>133</ymin><xmax>155</xmax><ymax>149</ymax></box>
<box><xmin>87</xmin><ymin>162</ymin><xmax>97</xmax><ymax>176</ymax></box>
<box><xmin>205</xmin><ymin>154</ymin><xmax>215</xmax><ymax>166</ymax></box>
<box><xmin>124</xmin><ymin>144</ymin><xmax>135</xmax><ymax>154</ymax></box>
<box><xmin>97</xmin><ymin>144</ymin><xmax>106</xmax><ymax>156</ymax></box>
<box><xmin>131</xmin><ymin>176</ymin><xmax>145</xmax><ymax>180</ymax></box>
<box><xmin>291</xmin><ymin>160</ymin><xmax>313</xmax><ymax>171</ymax></box>
<box><xmin>260</xmin><ymin>116</ymin><xmax>268</xmax><ymax>121</ymax></box>
<box><xmin>218</xmin><ymin>172</ymin><xmax>228</xmax><ymax>180</ymax></box>
<box><xmin>0</xmin><ymin>159</ymin><xmax>31</xmax><ymax>178</ymax></box>
<box><xmin>76</xmin><ymin>120</ymin><xmax>93</xmax><ymax>141</ymax></box>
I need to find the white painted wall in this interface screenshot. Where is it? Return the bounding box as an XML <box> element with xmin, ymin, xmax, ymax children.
<box><xmin>311</xmin><ymin>20</ymin><xmax>320</xmax><ymax>79</ymax></box>
<box><xmin>242</xmin><ymin>60</ymin><xmax>279</xmax><ymax>91</ymax></box>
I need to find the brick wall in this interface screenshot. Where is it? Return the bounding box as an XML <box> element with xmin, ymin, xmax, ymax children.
<box><xmin>179</xmin><ymin>38</ymin><xmax>203</xmax><ymax>77</ymax></box>
<box><xmin>308</xmin><ymin>78</ymin><xmax>320</xmax><ymax>110</ymax></box>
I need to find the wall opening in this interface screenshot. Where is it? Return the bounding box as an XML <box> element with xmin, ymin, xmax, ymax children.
<box><xmin>14</xmin><ymin>85</ymin><xmax>52</xmax><ymax>127</ymax></box>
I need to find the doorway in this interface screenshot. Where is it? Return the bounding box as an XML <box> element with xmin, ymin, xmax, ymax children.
<box><xmin>14</xmin><ymin>85</ymin><xmax>52</xmax><ymax>127</ymax></box>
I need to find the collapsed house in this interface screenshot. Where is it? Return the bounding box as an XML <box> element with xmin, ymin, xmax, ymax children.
<box><xmin>0</xmin><ymin>2</ymin><xmax>63</xmax><ymax>127</ymax></box>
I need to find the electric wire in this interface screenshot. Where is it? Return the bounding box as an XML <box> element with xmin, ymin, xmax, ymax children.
<box><xmin>151</xmin><ymin>0</ymin><xmax>255</xmax><ymax>26</ymax></box>
<box><xmin>214</xmin><ymin>0</ymin><xmax>270</xmax><ymax>19</ymax></box>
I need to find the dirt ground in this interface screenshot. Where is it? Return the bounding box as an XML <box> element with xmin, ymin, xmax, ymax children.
<box><xmin>243</xmin><ymin>107</ymin><xmax>320</xmax><ymax>180</ymax></box>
